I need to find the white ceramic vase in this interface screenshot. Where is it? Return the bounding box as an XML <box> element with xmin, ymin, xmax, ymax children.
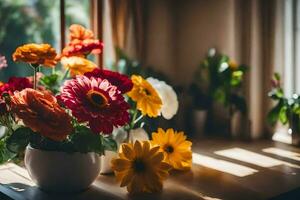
<box><xmin>24</xmin><ymin>146</ymin><xmax>101</xmax><ymax>193</ymax></box>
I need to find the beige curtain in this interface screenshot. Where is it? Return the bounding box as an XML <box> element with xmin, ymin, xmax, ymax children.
<box><xmin>109</xmin><ymin>0</ymin><xmax>130</xmax><ymax>54</ymax></box>
<box><xmin>235</xmin><ymin>0</ymin><xmax>278</xmax><ymax>139</ymax></box>
<box><xmin>108</xmin><ymin>0</ymin><xmax>147</xmax><ymax>61</ymax></box>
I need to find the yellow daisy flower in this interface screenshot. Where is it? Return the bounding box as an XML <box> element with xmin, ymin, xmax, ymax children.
<box><xmin>111</xmin><ymin>140</ymin><xmax>171</xmax><ymax>194</ymax></box>
<box><xmin>60</xmin><ymin>56</ymin><xmax>97</xmax><ymax>77</ymax></box>
<box><xmin>127</xmin><ymin>75</ymin><xmax>162</xmax><ymax>117</ymax></box>
<box><xmin>151</xmin><ymin>128</ymin><xmax>192</xmax><ymax>171</ymax></box>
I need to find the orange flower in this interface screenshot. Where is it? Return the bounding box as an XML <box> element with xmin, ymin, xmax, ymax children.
<box><xmin>229</xmin><ymin>60</ymin><xmax>238</xmax><ymax>70</ymax></box>
<box><xmin>12</xmin><ymin>43</ymin><xmax>57</xmax><ymax>67</ymax></box>
<box><xmin>61</xmin><ymin>56</ymin><xmax>97</xmax><ymax>77</ymax></box>
<box><xmin>69</xmin><ymin>24</ymin><xmax>94</xmax><ymax>41</ymax></box>
<box><xmin>11</xmin><ymin>88</ymin><xmax>73</xmax><ymax>141</ymax></box>
<box><xmin>62</xmin><ymin>39</ymin><xmax>103</xmax><ymax>57</ymax></box>
<box><xmin>60</xmin><ymin>24</ymin><xmax>103</xmax><ymax>58</ymax></box>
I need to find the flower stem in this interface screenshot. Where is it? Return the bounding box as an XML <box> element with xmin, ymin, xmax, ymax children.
<box><xmin>62</xmin><ymin>69</ymin><xmax>70</xmax><ymax>81</ymax></box>
<box><xmin>134</xmin><ymin>114</ymin><xmax>143</xmax><ymax>124</ymax></box>
<box><xmin>30</xmin><ymin>64</ymin><xmax>39</xmax><ymax>90</ymax></box>
<box><xmin>33</xmin><ymin>67</ymin><xmax>37</xmax><ymax>90</ymax></box>
<box><xmin>130</xmin><ymin>109</ymin><xmax>138</xmax><ymax>129</ymax></box>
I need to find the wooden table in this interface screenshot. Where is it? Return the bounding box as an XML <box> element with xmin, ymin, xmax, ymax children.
<box><xmin>1</xmin><ymin>139</ymin><xmax>300</xmax><ymax>200</ymax></box>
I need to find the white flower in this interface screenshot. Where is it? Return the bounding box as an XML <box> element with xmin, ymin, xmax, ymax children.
<box><xmin>112</xmin><ymin>127</ymin><xmax>127</xmax><ymax>145</ymax></box>
<box><xmin>147</xmin><ymin>77</ymin><xmax>178</xmax><ymax>119</ymax></box>
<box><xmin>128</xmin><ymin>128</ymin><xmax>149</xmax><ymax>143</ymax></box>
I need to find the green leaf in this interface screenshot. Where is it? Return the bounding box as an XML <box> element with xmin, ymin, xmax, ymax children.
<box><xmin>70</xmin><ymin>126</ymin><xmax>104</xmax><ymax>154</ymax></box>
<box><xmin>0</xmin><ymin>138</ymin><xmax>16</xmax><ymax>164</ymax></box>
<box><xmin>39</xmin><ymin>74</ymin><xmax>60</xmax><ymax>93</ymax></box>
<box><xmin>102</xmin><ymin>136</ymin><xmax>118</xmax><ymax>152</ymax></box>
<box><xmin>6</xmin><ymin>127</ymin><xmax>33</xmax><ymax>153</ymax></box>
<box><xmin>274</xmin><ymin>72</ymin><xmax>281</xmax><ymax>81</ymax></box>
<box><xmin>279</xmin><ymin>106</ymin><xmax>288</xmax><ymax>125</ymax></box>
<box><xmin>267</xmin><ymin>101</ymin><xmax>283</xmax><ymax>126</ymax></box>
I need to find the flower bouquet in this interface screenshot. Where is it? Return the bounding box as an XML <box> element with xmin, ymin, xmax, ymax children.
<box><xmin>0</xmin><ymin>24</ymin><xmax>192</xmax><ymax>194</ymax></box>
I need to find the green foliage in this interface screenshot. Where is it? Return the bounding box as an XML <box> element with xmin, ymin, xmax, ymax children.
<box><xmin>102</xmin><ymin>136</ymin><xmax>118</xmax><ymax>152</ymax></box>
<box><xmin>70</xmin><ymin>125</ymin><xmax>104</xmax><ymax>154</ymax></box>
<box><xmin>0</xmin><ymin>138</ymin><xmax>16</xmax><ymax>164</ymax></box>
<box><xmin>6</xmin><ymin>127</ymin><xmax>33</xmax><ymax>153</ymax></box>
<box><xmin>39</xmin><ymin>73</ymin><xmax>60</xmax><ymax>94</ymax></box>
<box><xmin>267</xmin><ymin>73</ymin><xmax>300</xmax><ymax>127</ymax></box>
<box><xmin>190</xmin><ymin>48</ymin><xmax>248</xmax><ymax>113</ymax></box>
<box><xmin>279</xmin><ymin>106</ymin><xmax>289</xmax><ymax>125</ymax></box>
<box><xmin>267</xmin><ymin>101</ymin><xmax>283</xmax><ymax>126</ymax></box>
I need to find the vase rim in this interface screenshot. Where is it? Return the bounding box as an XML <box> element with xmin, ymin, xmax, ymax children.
<box><xmin>26</xmin><ymin>145</ymin><xmax>97</xmax><ymax>155</ymax></box>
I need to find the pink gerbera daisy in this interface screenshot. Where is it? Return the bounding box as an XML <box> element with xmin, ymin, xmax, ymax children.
<box><xmin>58</xmin><ymin>76</ymin><xmax>130</xmax><ymax>134</ymax></box>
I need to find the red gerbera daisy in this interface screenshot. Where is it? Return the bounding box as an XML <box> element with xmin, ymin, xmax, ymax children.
<box><xmin>58</xmin><ymin>76</ymin><xmax>130</xmax><ymax>134</ymax></box>
<box><xmin>84</xmin><ymin>68</ymin><xmax>133</xmax><ymax>94</ymax></box>
<box><xmin>0</xmin><ymin>77</ymin><xmax>33</xmax><ymax>96</ymax></box>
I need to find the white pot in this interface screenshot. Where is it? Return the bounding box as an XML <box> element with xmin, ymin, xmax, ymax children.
<box><xmin>24</xmin><ymin>146</ymin><xmax>101</xmax><ymax>193</ymax></box>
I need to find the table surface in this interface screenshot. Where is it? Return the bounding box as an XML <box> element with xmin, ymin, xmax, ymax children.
<box><xmin>1</xmin><ymin>139</ymin><xmax>300</xmax><ymax>200</ymax></box>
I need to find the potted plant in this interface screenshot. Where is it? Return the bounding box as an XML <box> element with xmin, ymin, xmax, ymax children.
<box><xmin>197</xmin><ymin>48</ymin><xmax>248</xmax><ymax>137</ymax></box>
<box><xmin>267</xmin><ymin>73</ymin><xmax>300</xmax><ymax>146</ymax></box>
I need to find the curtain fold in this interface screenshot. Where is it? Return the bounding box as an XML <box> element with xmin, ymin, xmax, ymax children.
<box><xmin>236</xmin><ymin>0</ymin><xmax>278</xmax><ymax>139</ymax></box>
<box><xmin>109</xmin><ymin>0</ymin><xmax>130</xmax><ymax>57</ymax></box>
<box><xmin>108</xmin><ymin>0</ymin><xmax>147</xmax><ymax>62</ymax></box>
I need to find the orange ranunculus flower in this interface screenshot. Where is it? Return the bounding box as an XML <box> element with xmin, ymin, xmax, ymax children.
<box><xmin>62</xmin><ymin>39</ymin><xmax>103</xmax><ymax>57</ymax></box>
<box><xmin>11</xmin><ymin>88</ymin><xmax>73</xmax><ymax>141</ymax></box>
<box><xmin>12</xmin><ymin>43</ymin><xmax>57</xmax><ymax>67</ymax></box>
<box><xmin>69</xmin><ymin>24</ymin><xmax>94</xmax><ymax>41</ymax></box>
<box><xmin>61</xmin><ymin>56</ymin><xmax>97</xmax><ymax>77</ymax></box>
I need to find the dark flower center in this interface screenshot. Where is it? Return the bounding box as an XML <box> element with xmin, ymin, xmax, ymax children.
<box><xmin>144</xmin><ymin>89</ymin><xmax>151</xmax><ymax>95</ymax></box>
<box><xmin>133</xmin><ymin>158</ymin><xmax>146</xmax><ymax>173</ymax></box>
<box><xmin>164</xmin><ymin>145</ymin><xmax>174</xmax><ymax>153</ymax></box>
<box><xmin>87</xmin><ymin>90</ymin><xmax>108</xmax><ymax>108</ymax></box>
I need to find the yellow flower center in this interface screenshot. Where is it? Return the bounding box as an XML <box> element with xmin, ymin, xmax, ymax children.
<box><xmin>86</xmin><ymin>90</ymin><xmax>108</xmax><ymax>108</ymax></box>
<box><xmin>133</xmin><ymin>158</ymin><xmax>146</xmax><ymax>173</ymax></box>
<box><xmin>164</xmin><ymin>145</ymin><xmax>174</xmax><ymax>154</ymax></box>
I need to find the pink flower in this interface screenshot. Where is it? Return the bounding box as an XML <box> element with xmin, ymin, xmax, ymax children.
<box><xmin>84</xmin><ymin>68</ymin><xmax>133</xmax><ymax>94</ymax></box>
<box><xmin>58</xmin><ymin>76</ymin><xmax>130</xmax><ymax>134</ymax></box>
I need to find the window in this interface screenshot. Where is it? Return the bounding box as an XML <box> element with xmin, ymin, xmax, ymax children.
<box><xmin>283</xmin><ymin>0</ymin><xmax>300</xmax><ymax>96</ymax></box>
<box><xmin>0</xmin><ymin>0</ymin><xmax>104</xmax><ymax>80</ymax></box>
<box><xmin>0</xmin><ymin>0</ymin><xmax>60</xmax><ymax>80</ymax></box>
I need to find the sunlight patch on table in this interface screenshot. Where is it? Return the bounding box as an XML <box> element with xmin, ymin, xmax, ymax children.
<box><xmin>263</xmin><ymin>147</ymin><xmax>300</xmax><ymax>161</ymax></box>
<box><xmin>192</xmin><ymin>153</ymin><xmax>258</xmax><ymax>177</ymax></box>
<box><xmin>215</xmin><ymin>148</ymin><xmax>300</xmax><ymax>168</ymax></box>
